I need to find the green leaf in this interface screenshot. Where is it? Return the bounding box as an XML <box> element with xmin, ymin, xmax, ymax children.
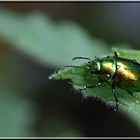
<box><xmin>49</xmin><ymin>49</ymin><xmax>140</xmax><ymax>114</ymax></box>
<box><xmin>113</xmin><ymin>47</ymin><xmax>140</xmax><ymax>63</ymax></box>
<box><xmin>0</xmin><ymin>10</ymin><xmax>109</xmax><ymax>67</ymax></box>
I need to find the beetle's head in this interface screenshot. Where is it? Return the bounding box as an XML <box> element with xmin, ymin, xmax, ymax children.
<box><xmin>62</xmin><ymin>56</ymin><xmax>101</xmax><ymax>74</ymax></box>
<box><xmin>90</xmin><ymin>58</ymin><xmax>101</xmax><ymax>74</ymax></box>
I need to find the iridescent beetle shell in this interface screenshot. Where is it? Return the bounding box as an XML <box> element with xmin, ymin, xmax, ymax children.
<box><xmin>73</xmin><ymin>52</ymin><xmax>140</xmax><ymax>111</ymax></box>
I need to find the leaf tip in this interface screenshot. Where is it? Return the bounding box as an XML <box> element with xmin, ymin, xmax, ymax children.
<box><xmin>48</xmin><ymin>74</ymin><xmax>53</xmax><ymax>80</ymax></box>
<box><xmin>48</xmin><ymin>68</ymin><xmax>62</xmax><ymax>80</ymax></box>
<box><xmin>48</xmin><ymin>73</ymin><xmax>57</xmax><ymax>80</ymax></box>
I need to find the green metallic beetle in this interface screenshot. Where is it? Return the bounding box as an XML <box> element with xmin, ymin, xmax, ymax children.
<box><xmin>72</xmin><ymin>52</ymin><xmax>140</xmax><ymax>111</ymax></box>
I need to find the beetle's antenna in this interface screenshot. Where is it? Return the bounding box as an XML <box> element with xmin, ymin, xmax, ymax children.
<box><xmin>72</xmin><ymin>57</ymin><xmax>91</xmax><ymax>61</ymax></box>
<box><xmin>49</xmin><ymin>65</ymin><xmax>83</xmax><ymax>78</ymax></box>
<box><xmin>62</xmin><ymin>65</ymin><xmax>82</xmax><ymax>69</ymax></box>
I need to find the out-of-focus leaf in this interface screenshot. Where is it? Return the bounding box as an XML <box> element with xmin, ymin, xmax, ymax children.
<box><xmin>0</xmin><ymin>88</ymin><xmax>36</xmax><ymax>137</ymax></box>
<box><xmin>39</xmin><ymin>115</ymin><xmax>83</xmax><ymax>137</ymax></box>
<box><xmin>0</xmin><ymin>10</ymin><xmax>110</xmax><ymax>67</ymax></box>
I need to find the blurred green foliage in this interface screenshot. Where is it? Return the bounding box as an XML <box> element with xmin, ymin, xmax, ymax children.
<box><xmin>0</xmin><ymin>89</ymin><xmax>35</xmax><ymax>137</ymax></box>
<box><xmin>0</xmin><ymin>9</ymin><xmax>109</xmax><ymax>137</ymax></box>
<box><xmin>0</xmin><ymin>10</ymin><xmax>110</xmax><ymax>67</ymax></box>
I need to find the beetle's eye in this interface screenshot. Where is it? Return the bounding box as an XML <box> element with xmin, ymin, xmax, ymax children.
<box><xmin>92</xmin><ymin>60</ymin><xmax>101</xmax><ymax>73</ymax></box>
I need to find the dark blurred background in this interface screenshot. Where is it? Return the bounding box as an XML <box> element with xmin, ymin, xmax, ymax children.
<box><xmin>0</xmin><ymin>2</ymin><xmax>140</xmax><ymax>137</ymax></box>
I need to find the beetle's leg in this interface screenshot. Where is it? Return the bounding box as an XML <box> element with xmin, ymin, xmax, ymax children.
<box><xmin>132</xmin><ymin>59</ymin><xmax>140</xmax><ymax>64</ymax></box>
<box><xmin>127</xmin><ymin>90</ymin><xmax>140</xmax><ymax>101</ymax></box>
<box><xmin>86</xmin><ymin>61</ymin><xmax>94</xmax><ymax>74</ymax></box>
<box><xmin>87</xmin><ymin>66</ymin><xmax>94</xmax><ymax>74</ymax></box>
<box><xmin>112</xmin><ymin>83</ymin><xmax>119</xmax><ymax>111</ymax></box>
<box><xmin>79</xmin><ymin>82</ymin><xmax>102</xmax><ymax>91</ymax></box>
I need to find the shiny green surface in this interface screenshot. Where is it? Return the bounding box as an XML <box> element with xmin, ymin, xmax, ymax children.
<box><xmin>115</xmin><ymin>57</ymin><xmax>140</xmax><ymax>92</ymax></box>
<box><xmin>99</xmin><ymin>57</ymin><xmax>116</xmax><ymax>82</ymax></box>
<box><xmin>91</xmin><ymin>56</ymin><xmax>140</xmax><ymax>92</ymax></box>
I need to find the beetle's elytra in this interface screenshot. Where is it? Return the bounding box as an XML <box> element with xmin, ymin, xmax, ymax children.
<box><xmin>72</xmin><ymin>52</ymin><xmax>140</xmax><ymax>111</ymax></box>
